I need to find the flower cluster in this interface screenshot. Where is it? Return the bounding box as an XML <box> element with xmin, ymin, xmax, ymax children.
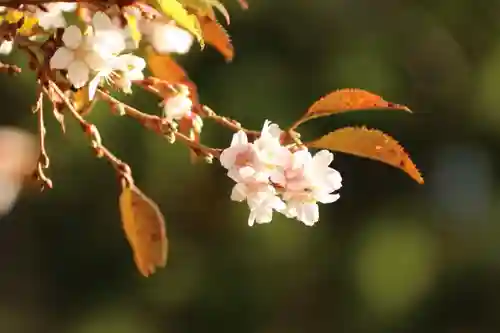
<box><xmin>49</xmin><ymin>10</ymin><xmax>194</xmax><ymax>100</ymax></box>
<box><xmin>220</xmin><ymin>120</ymin><xmax>342</xmax><ymax>226</ymax></box>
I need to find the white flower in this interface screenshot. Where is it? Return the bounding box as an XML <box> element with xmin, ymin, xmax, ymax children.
<box><xmin>0</xmin><ymin>40</ymin><xmax>13</xmax><ymax>55</ymax></box>
<box><xmin>253</xmin><ymin>120</ymin><xmax>290</xmax><ymax>172</ymax></box>
<box><xmin>142</xmin><ymin>21</ymin><xmax>194</xmax><ymax>54</ymax></box>
<box><xmin>162</xmin><ymin>85</ymin><xmax>193</xmax><ymax>121</ymax></box>
<box><xmin>35</xmin><ymin>3</ymin><xmax>77</xmax><ymax>30</ymax></box>
<box><xmin>220</xmin><ymin>130</ymin><xmax>267</xmax><ymax>183</ymax></box>
<box><xmin>50</xmin><ymin>12</ymin><xmax>126</xmax><ymax>88</ymax></box>
<box><xmin>221</xmin><ymin>119</ymin><xmax>342</xmax><ymax>227</ymax></box>
<box><xmin>231</xmin><ymin>181</ymin><xmax>285</xmax><ymax>226</ymax></box>
<box><xmin>113</xmin><ymin>54</ymin><xmax>146</xmax><ymax>92</ymax></box>
<box><xmin>273</xmin><ymin>149</ymin><xmax>342</xmax><ymax>226</ymax></box>
<box><xmin>88</xmin><ymin>11</ymin><xmax>126</xmax><ymax>55</ymax></box>
<box><xmin>87</xmin><ymin>53</ymin><xmax>145</xmax><ymax>99</ymax></box>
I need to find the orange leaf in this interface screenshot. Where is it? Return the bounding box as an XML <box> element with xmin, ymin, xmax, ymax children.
<box><xmin>119</xmin><ymin>183</ymin><xmax>168</xmax><ymax>277</ymax></box>
<box><xmin>307</xmin><ymin>127</ymin><xmax>424</xmax><ymax>184</ymax></box>
<box><xmin>147</xmin><ymin>46</ymin><xmax>188</xmax><ymax>84</ymax></box>
<box><xmin>199</xmin><ymin>16</ymin><xmax>234</xmax><ymax>62</ymax></box>
<box><xmin>294</xmin><ymin>89</ymin><xmax>411</xmax><ymax>128</ymax></box>
<box><xmin>146</xmin><ymin>46</ymin><xmax>201</xmax><ymax>107</ymax></box>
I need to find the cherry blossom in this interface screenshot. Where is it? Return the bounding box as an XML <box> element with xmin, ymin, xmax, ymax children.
<box><xmin>273</xmin><ymin>149</ymin><xmax>342</xmax><ymax>226</ymax></box>
<box><xmin>0</xmin><ymin>40</ymin><xmax>13</xmax><ymax>55</ymax></box>
<box><xmin>35</xmin><ymin>3</ymin><xmax>77</xmax><ymax>30</ymax></box>
<box><xmin>230</xmin><ymin>179</ymin><xmax>286</xmax><ymax>226</ymax></box>
<box><xmin>87</xmin><ymin>54</ymin><xmax>146</xmax><ymax>99</ymax></box>
<box><xmin>141</xmin><ymin>21</ymin><xmax>194</xmax><ymax>54</ymax></box>
<box><xmin>221</xmin><ymin>120</ymin><xmax>342</xmax><ymax>226</ymax></box>
<box><xmin>50</xmin><ymin>12</ymin><xmax>127</xmax><ymax>88</ymax></box>
<box><xmin>162</xmin><ymin>85</ymin><xmax>193</xmax><ymax>122</ymax></box>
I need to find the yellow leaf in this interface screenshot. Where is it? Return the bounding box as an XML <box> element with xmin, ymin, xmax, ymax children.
<box><xmin>124</xmin><ymin>12</ymin><xmax>142</xmax><ymax>46</ymax></box>
<box><xmin>180</xmin><ymin>0</ymin><xmax>230</xmax><ymax>25</ymax></box>
<box><xmin>146</xmin><ymin>46</ymin><xmax>188</xmax><ymax>83</ymax></box>
<box><xmin>4</xmin><ymin>10</ymin><xmax>38</xmax><ymax>36</ymax></box>
<box><xmin>199</xmin><ymin>16</ymin><xmax>233</xmax><ymax>61</ymax></box>
<box><xmin>5</xmin><ymin>10</ymin><xmax>23</xmax><ymax>23</ymax></box>
<box><xmin>307</xmin><ymin>127</ymin><xmax>424</xmax><ymax>184</ymax></box>
<box><xmin>294</xmin><ymin>88</ymin><xmax>411</xmax><ymax>129</ymax></box>
<box><xmin>119</xmin><ymin>183</ymin><xmax>168</xmax><ymax>277</ymax></box>
<box><xmin>73</xmin><ymin>87</ymin><xmax>90</xmax><ymax>112</ymax></box>
<box><xmin>151</xmin><ymin>0</ymin><xmax>204</xmax><ymax>47</ymax></box>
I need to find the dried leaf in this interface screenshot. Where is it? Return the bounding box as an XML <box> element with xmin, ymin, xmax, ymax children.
<box><xmin>199</xmin><ymin>16</ymin><xmax>234</xmax><ymax>61</ymax></box>
<box><xmin>147</xmin><ymin>46</ymin><xmax>188</xmax><ymax>84</ymax></box>
<box><xmin>119</xmin><ymin>183</ymin><xmax>168</xmax><ymax>277</ymax></box>
<box><xmin>307</xmin><ymin>127</ymin><xmax>424</xmax><ymax>184</ymax></box>
<box><xmin>295</xmin><ymin>89</ymin><xmax>411</xmax><ymax>128</ymax></box>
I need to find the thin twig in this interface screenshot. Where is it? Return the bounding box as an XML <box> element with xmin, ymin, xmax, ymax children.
<box><xmin>32</xmin><ymin>86</ymin><xmax>52</xmax><ymax>189</ymax></box>
<box><xmin>134</xmin><ymin>78</ymin><xmax>261</xmax><ymax>138</ymax></box>
<box><xmin>45</xmin><ymin>80</ymin><xmax>134</xmax><ymax>184</ymax></box>
<box><xmin>97</xmin><ymin>89</ymin><xmax>222</xmax><ymax>158</ymax></box>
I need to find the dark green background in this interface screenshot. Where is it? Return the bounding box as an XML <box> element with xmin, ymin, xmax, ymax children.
<box><xmin>1</xmin><ymin>0</ymin><xmax>500</xmax><ymax>332</ymax></box>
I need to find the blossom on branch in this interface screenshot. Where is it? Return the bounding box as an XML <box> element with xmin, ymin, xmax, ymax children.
<box><xmin>221</xmin><ymin>120</ymin><xmax>343</xmax><ymax>226</ymax></box>
<box><xmin>0</xmin><ymin>0</ymin><xmax>423</xmax><ymax>277</ymax></box>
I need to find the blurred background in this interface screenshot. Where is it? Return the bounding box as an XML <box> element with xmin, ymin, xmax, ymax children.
<box><xmin>1</xmin><ymin>0</ymin><xmax>500</xmax><ymax>332</ymax></box>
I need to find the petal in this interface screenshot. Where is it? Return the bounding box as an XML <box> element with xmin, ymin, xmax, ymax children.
<box><xmin>230</xmin><ymin>183</ymin><xmax>247</xmax><ymax>202</ymax></box>
<box><xmin>50</xmin><ymin>47</ymin><xmax>74</xmax><ymax>69</ymax></box>
<box><xmin>92</xmin><ymin>11</ymin><xmax>113</xmax><ymax>31</ymax></box>
<box><xmin>58</xmin><ymin>3</ymin><xmax>77</xmax><ymax>12</ymax></box>
<box><xmin>312</xmin><ymin>150</ymin><xmax>333</xmax><ymax>168</ymax></box>
<box><xmin>67</xmin><ymin>60</ymin><xmax>89</xmax><ymax>88</ymax></box>
<box><xmin>231</xmin><ymin>131</ymin><xmax>248</xmax><ymax>146</ymax></box>
<box><xmin>253</xmin><ymin>207</ymin><xmax>273</xmax><ymax>224</ymax></box>
<box><xmin>297</xmin><ymin>202</ymin><xmax>319</xmax><ymax>226</ymax></box>
<box><xmin>248</xmin><ymin>210</ymin><xmax>256</xmax><ymax>226</ymax></box>
<box><xmin>127</xmin><ymin>69</ymin><xmax>144</xmax><ymax>81</ymax></box>
<box><xmin>37</xmin><ymin>12</ymin><xmax>66</xmax><ymax>30</ymax></box>
<box><xmin>91</xmin><ymin>31</ymin><xmax>126</xmax><ymax>55</ymax></box>
<box><xmin>119</xmin><ymin>54</ymin><xmax>146</xmax><ymax>70</ymax></box>
<box><xmin>316</xmin><ymin>192</ymin><xmax>340</xmax><ymax>204</ymax></box>
<box><xmin>87</xmin><ymin>74</ymin><xmax>101</xmax><ymax>100</ymax></box>
<box><xmin>292</xmin><ymin>149</ymin><xmax>312</xmax><ymax>169</ymax></box>
<box><xmin>238</xmin><ymin>166</ymin><xmax>256</xmax><ymax>179</ymax></box>
<box><xmin>220</xmin><ymin>149</ymin><xmax>238</xmax><ymax>169</ymax></box>
<box><xmin>269</xmin><ymin>196</ymin><xmax>286</xmax><ymax>211</ymax></box>
<box><xmin>62</xmin><ymin>25</ymin><xmax>82</xmax><ymax>49</ymax></box>
<box><xmin>84</xmin><ymin>51</ymin><xmax>108</xmax><ymax>71</ymax></box>
<box><xmin>0</xmin><ymin>40</ymin><xmax>13</xmax><ymax>55</ymax></box>
<box><xmin>151</xmin><ymin>24</ymin><xmax>194</xmax><ymax>54</ymax></box>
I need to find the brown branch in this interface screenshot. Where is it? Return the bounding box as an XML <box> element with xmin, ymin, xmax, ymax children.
<box><xmin>0</xmin><ymin>0</ymin><xmax>100</xmax><ymax>8</ymax></box>
<box><xmin>97</xmin><ymin>89</ymin><xmax>221</xmax><ymax>158</ymax></box>
<box><xmin>32</xmin><ymin>86</ymin><xmax>53</xmax><ymax>189</ymax></box>
<box><xmin>45</xmin><ymin>80</ymin><xmax>134</xmax><ymax>185</ymax></box>
<box><xmin>133</xmin><ymin>78</ymin><xmax>261</xmax><ymax>138</ymax></box>
<box><xmin>0</xmin><ymin>62</ymin><xmax>21</xmax><ymax>75</ymax></box>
